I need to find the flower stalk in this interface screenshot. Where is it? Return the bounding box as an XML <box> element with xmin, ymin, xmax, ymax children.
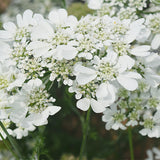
<box><xmin>0</xmin><ymin>132</ymin><xmax>18</xmax><ymax>160</ymax></box>
<box><xmin>0</xmin><ymin>121</ymin><xmax>23</xmax><ymax>159</ymax></box>
<box><xmin>61</xmin><ymin>0</ymin><xmax>66</xmax><ymax>8</ymax></box>
<box><xmin>128</xmin><ymin>126</ymin><xmax>134</xmax><ymax>160</ymax></box>
<box><xmin>79</xmin><ymin>107</ymin><xmax>92</xmax><ymax>160</ymax></box>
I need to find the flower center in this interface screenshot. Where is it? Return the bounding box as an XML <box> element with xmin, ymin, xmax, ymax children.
<box><xmin>15</xmin><ymin>27</ymin><xmax>30</xmax><ymax>41</ymax></box>
<box><xmin>98</xmin><ymin>62</ymin><xmax>117</xmax><ymax>82</ymax></box>
<box><xmin>0</xmin><ymin>76</ymin><xmax>9</xmax><ymax>90</ymax></box>
<box><xmin>143</xmin><ymin>119</ymin><xmax>154</xmax><ymax>129</ymax></box>
<box><xmin>28</xmin><ymin>89</ymin><xmax>53</xmax><ymax>113</ymax></box>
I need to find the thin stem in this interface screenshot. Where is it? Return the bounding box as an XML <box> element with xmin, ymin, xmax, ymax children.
<box><xmin>0</xmin><ymin>132</ymin><xmax>18</xmax><ymax>160</ymax></box>
<box><xmin>61</xmin><ymin>0</ymin><xmax>66</xmax><ymax>9</ymax></box>
<box><xmin>0</xmin><ymin>121</ymin><xmax>23</xmax><ymax>159</ymax></box>
<box><xmin>79</xmin><ymin>107</ymin><xmax>91</xmax><ymax>160</ymax></box>
<box><xmin>128</xmin><ymin>127</ymin><xmax>134</xmax><ymax>160</ymax></box>
<box><xmin>64</xmin><ymin>88</ymin><xmax>84</xmax><ymax>124</ymax></box>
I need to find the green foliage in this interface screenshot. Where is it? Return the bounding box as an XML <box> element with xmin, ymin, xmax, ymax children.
<box><xmin>67</xmin><ymin>3</ymin><xmax>94</xmax><ymax>20</ymax></box>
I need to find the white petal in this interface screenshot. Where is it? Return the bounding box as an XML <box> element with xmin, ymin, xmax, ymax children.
<box><xmin>3</xmin><ymin>22</ymin><xmax>17</xmax><ymax>33</ymax></box>
<box><xmin>48</xmin><ymin>9</ymin><xmax>68</xmax><ymax>25</ymax></box>
<box><xmin>88</xmin><ymin>0</ymin><xmax>103</xmax><ymax>9</ymax></box>
<box><xmin>28</xmin><ymin>113</ymin><xmax>47</xmax><ymax>126</ymax></box>
<box><xmin>0</xmin><ymin>30</ymin><xmax>13</xmax><ymax>40</ymax></box>
<box><xmin>0</xmin><ymin>41</ymin><xmax>11</xmax><ymax>60</ymax></box>
<box><xmin>43</xmin><ymin>106</ymin><xmax>61</xmax><ymax>117</ymax></box>
<box><xmin>96</xmin><ymin>83</ymin><xmax>109</xmax><ymax>98</ymax></box>
<box><xmin>131</xmin><ymin>45</ymin><xmax>150</xmax><ymax>57</ymax></box>
<box><xmin>125</xmin><ymin>19</ymin><xmax>144</xmax><ymax>43</ymax></box>
<box><xmin>57</xmin><ymin>45</ymin><xmax>78</xmax><ymax>60</ymax></box>
<box><xmin>16</xmin><ymin>14</ymin><xmax>23</xmax><ymax>27</ymax></box>
<box><xmin>90</xmin><ymin>99</ymin><xmax>106</xmax><ymax>113</ymax></box>
<box><xmin>31</xmin><ymin>21</ymin><xmax>54</xmax><ymax>40</ymax></box>
<box><xmin>145</xmin><ymin>73</ymin><xmax>160</xmax><ymax>88</ymax></box>
<box><xmin>23</xmin><ymin>9</ymin><xmax>33</xmax><ymax>26</ymax></box>
<box><xmin>74</xmin><ymin>65</ymin><xmax>97</xmax><ymax>85</ymax></box>
<box><xmin>121</xmin><ymin>72</ymin><xmax>142</xmax><ymax>79</ymax></box>
<box><xmin>106</xmin><ymin>48</ymin><xmax>117</xmax><ymax>64</ymax></box>
<box><xmin>151</xmin><ymin>34</ymin><xmax>160</xmax><ymax>50</ymax></box>
<box><xmin>117</xmin><ymin>55</ymin><xmax>135</xmax><ymax>73</ymax></box>
<box><xmin>26</xmin><ymin>41</ymin><xmax>50</xmax><ymax>57</ymax></box>
<box><xmin>74</xmin><ymin>65</ymin><xmax>96</xmax><ymax>74</ymax></box>
<box><xmin>117</xmin><ymin>73</ymin><xmax>140</xmax><ymax>91</ymax></box>
<box><xmin>76</xmin><ymin>72</ymin><xmax>97</xmax><ymax>85</ymax></box>
<box><xmin>96</xmin><ymin>83</ymin><xmax>116</xmax><ymax>107</ymax></box>
<box><xmin>77</xmin><ymin>98</ymin><xmax>90</xmax><ymax>111</ymax></box>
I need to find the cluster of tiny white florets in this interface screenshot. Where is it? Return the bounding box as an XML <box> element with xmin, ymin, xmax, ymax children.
<box><xmin>0</xmin><ymin>60</ymin><xmax>60</xmax><ymax>139</ymax></box>
<box><xmin>0</xmin><ymin>0</ymin><xmax>160</xmax><ymax>140</ymax></box>
<box><xmin>0</xmin><ymin>10</ymin><xmax>61</xmax><ymax>139</ymax></box>
<box><xmin>87</xmin><ymin>0</ymin><xmax>160</xmax><ymax>137</ymax></box>
<box><xmin>145</xmin><ymin>13</ymin><xmax>160</xmax><ymax>34</ymax></box>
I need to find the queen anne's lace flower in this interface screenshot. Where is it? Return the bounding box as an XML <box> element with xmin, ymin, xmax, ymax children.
<box><xmin>0</xmin><ymin>0</ymin><xmax>160</xmax><ymax>140</ymax></box>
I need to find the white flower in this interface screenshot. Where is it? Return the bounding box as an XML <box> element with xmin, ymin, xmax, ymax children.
<box><xmin>0</xmin><ymin>10</ymin><xmax>40</xmax><ymax>41</ymax></box>
<box><xmin>12</xmin><ymin>127</ymin><xmax>29</xmax><ymax>139</ymax></box>
<box><xmin>145</xmin><ymin>13</ymin><xmax>160</xmax><ymax>34</ymax></box>
<box><xmin>139</xmin><ymin>126</ymin><xmax>160</xmax><ymax>138</ymax></box>
<box><xmin>0</xmin><ymin>61</ymin><xmax>26</xmax><ymax>91</ymax></box>
<box><xmin>20</xmin><ymin>78</ymin><xmax>61</xmax><ymax>126</ymax></box>
<box><xmin>102</xmin><ymin>105</ymin><xmax>126</xmax><ymax>130</ymax></box>
<box><xmin>140</xmin><ymin>111</ymin><xmax>160</xmax><ymax>138</ymax></box>
<box><xmin>26</xmin><ymin>105</ymin><xmax>61</xmax><ymax>126</ymax></box>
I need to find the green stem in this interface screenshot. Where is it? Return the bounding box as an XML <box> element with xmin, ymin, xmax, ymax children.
<box><xmin>79</xmin><ymin>107</ymin><xmax>91</xmax><ymax>160</ymax></box>
<box><xmin>0</xmin><ymin>132</ymin><xmax>18</xmax><ymax>159</ymax></box>
<box><xmin>61</xmin><ymin>0</ymin><xmax>66</xmax><ymax>8</ymax></box>
<box><xmin>128</xmin><ymin>127</ymin><xmax>134</xmax><ymax>160</ymax></box>
<box><xmin>0</xmin><ymin>121</ymin><xmax>23</xmax><ymax>159</ymax></box>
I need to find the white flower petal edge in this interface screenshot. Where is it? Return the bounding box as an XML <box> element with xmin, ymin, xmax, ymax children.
<box><xmin>151</xmin><ymin>34</ymin><xmax>160</xmax><ymax>50</ymax></box>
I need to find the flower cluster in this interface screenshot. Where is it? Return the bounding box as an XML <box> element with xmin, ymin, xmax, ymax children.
<box><xmin>0</xmin><ymin>0</ymin><xmax>160</xmax><ymax>140</ymax></box>
<box><xmin>0</xmin><ymin>10</ymin><xmax>61</xmax><ymax>139</ymax></box>
<box><xmin>87</xmin><ymin>0</ymin><xmax>160</xmax><ymax>137</ymax></box>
